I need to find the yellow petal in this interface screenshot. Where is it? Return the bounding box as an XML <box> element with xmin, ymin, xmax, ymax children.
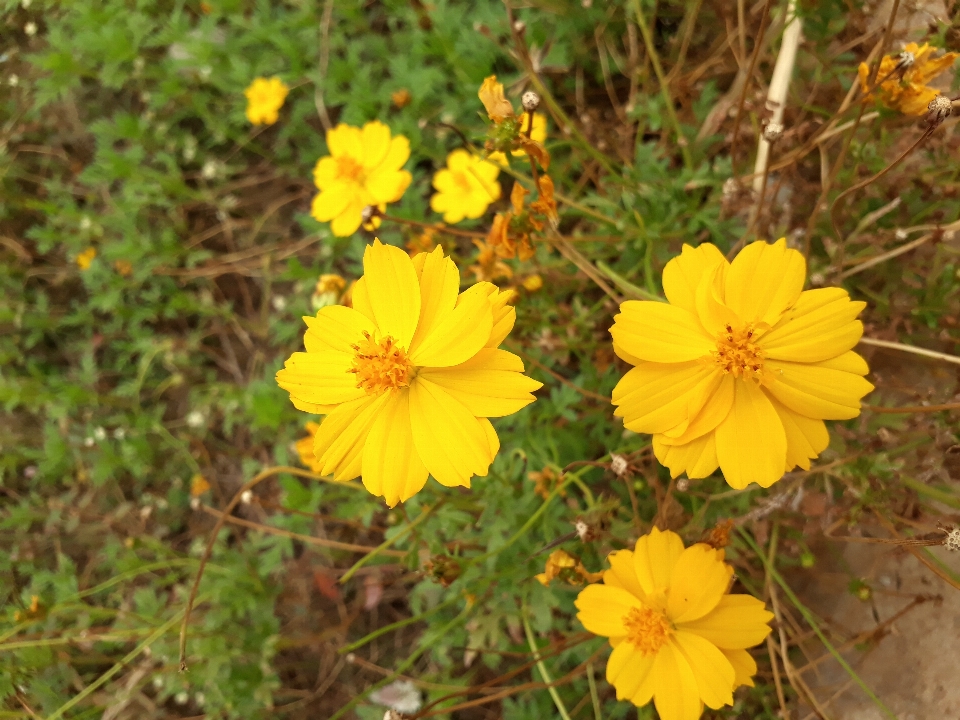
<box><xmin>671</xmin><ymin>631</ymin><xmax>735</xmax><ymax>709</ymax></box>
<box><xmin>329</xmin><ymin>198</ymin><xmax>365</xmax><ymax>237</ymax></box>
<box><xmin>633</xmin><ymin>527</ymin><xmax>685</xmax><ymax>598</ymax></box>
<box><xmin>350</xmin><ymin>277</ymin><xmax>376</xmax><ymax>324</ymax></box>
<box><xmin>611</xmin><ymin>301</ymin><xmax>714</xmax><ymax>363</ymax></box>
<box><xmin>765</xmin><ymin>358</ymin><xmax>874</xmax><ymax>420</ymax></box>
<box><xmin>366</xmin><ymin>168</ymin><xmax>412</xmax><ymax>204</ymax></box>
<box><xmin>725</xmin><ymin>238</ymin><xmax>805</xmax><ymax>326</ymax></box>
<box><xmin>612</xmin><ymin>362</ymin><xmax>717</xmax><ymax>434</ymax></box>
<box><xmin>818</xmin><ymin>350</ymin><xmax>869</xmax><ymax>375</ymax></box>
<box><xmin>475</xmin><ymin>284</ymin><xmax>516</xmax><ymax>348</ymax></box>
<box><xmin>667</xmin><ymin>545</ymin><xmax>732</xmax><ymax>623</ymax></box>
<box><xmin>695</xmin><ymin>262</ymin><xmax>741</xmax><ymax>336</ymax></box>
<box><xmin>715</xmin><ymin>380</ymin><xmax>787</xmax><ymax>489</ymax></box>
<box><xmin>604</xmin><ymin>549</ymin><xmax>647</xmax><ymax>602</ymax></box>
<box><xmin>760</xmin><ymin>287</ymin><xmax>865</xmax><ymax>362</ymax></box>
<box><xmin>613</xmin><ymin>340</ymin><xmax>645</xmax><ymax>366</ymax></box>
<box><xmin>362</xmin><ymin>239</ymin><xmax>421</xmax><ymax>348</ymax></box>
<box><xmin>419</xmin><ymin>351</ymin><xmax>541</xmax><ymax>417</ymax></box>
<box><xmin>606</xmin><ymin>642</ymin><xmax>657</xmax><ymax>702</ymax></box>
<box><xmin>722</xmin><ymin>648</ymin><xmax>758</xmax><ymax>688</ymax></box>
<box><xmin>660</xmin><ymin>374</ymin><xmax>734</xmax><ymax>445</ymax></box>
<box><xmin>677</xmin><ymin>594</ymin><xmax>773</xmax><ymax>649</ymax></box>
<box><xmin>380</xmin><ymin>134</ymin><xmax>411</xmax><ymax>172</ymax></box>
<box><xmin>410</xmin><ymin>283</ymin><xmax>493</xmax><ymax>368</ymax></box>
<box><xmin>652</xmin><ymin>642</ymin><xmax>702</xmax><ymax>720</ymax></box>
<box><xmin>290</xmin><ymin>396</ymin><xmax>339</xmax><ymax>415</ymax></box>
<box><xmin>479</xmin><ymin>417</ymin><xmax>500</xmax><ymax>458</ymax></box>
<box><xmin>914</xmin><ymin>51</ymin><xmax>958</xmax><ymax>84</ymax></box>
<box><xmin>408</xmin><ymin>377</ymin><xmax>493</xmax><ymax>487</ymax></box>
<box><xmin>574</xmin><ymin>583</ymin><xmax>641</xmax><ymax>637</ymax></box>
<box><xmin>361</xmin><ymin>390</ymin><xmax>429</xmax><ymax>506</ymax></box>
<box><xmin>303</xmin><ymin>305</ymin><xmax>375</xmax><ymax>354</ymax></box>
<box><xmin>360</xmin><ymin>120</ymin><xmax>392</xmax><ymax>169</ymax></box>
<box><xmin>313</xmin><ymin>394</ymin><xmax>389</xmax><ymax>480</ymax></box>
<box><xmin>771</xmin><ymin>397</ymin><xmax>829</xmax><ymax>472</ymax></box>
<box><xmin>653</xmin><ymin>431</ymin><xmax>719</xmax><ymax>479</ymax></box>
<box><xmin>662</xmin><ymin>243</ymin><xmax>728</xmax><ymax>314</ymax></box>
<box><xmin>407</xmin><ymin>246</ymin><xmax>460</xmax><ymax>355</ymax></box>
<box><xmin>310</xmin><ymin>180</ymin><xmax>356</xmax><ymax>222</ymax></box>
<box><xmin>312</xmin><ymin>156</ymin><xmax>339</xmax><ymax>190</ymax></box>
<box><xmin>326</xmin><ymin>124</ymin><xmax>363</xmax><ymax>159</ymax></box>
<box><xmin>276</xmin><ymin>351</ymin><xmax>364</xmax><ymax>407</ymax></box>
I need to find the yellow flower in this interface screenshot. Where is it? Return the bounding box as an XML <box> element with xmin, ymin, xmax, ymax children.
<box><xmin>536</xmin><ymin>549</ymin><xmax>602</xmax><ymax>586</ymax></box>
<box><xmin>189</xmin><ymin>473</ymin><xmax>211</xmax><ymax>497</ymax></box>
<box><xmin>858</xmin><ymin>43</ymin><xmax>959</xmax><ymax>116</ymax></box>
<box><xmin>295</xmin><ymin>422</ymin><xmax>324</xmax><ymax>473</ymax></box>
<box><xmin>276</xmin><ymin>240</ymin><xmax>543</xmax><ymax>506</ymax></box>
<box><xmin>311</xmin><ymin>121</ymin><xmax>412</xmax><ymax>237</ymax></box>
<box><xmin>478</xmin><ymin>75</ymin><xmax>514</xmax><ymax>123</ymax></box>
<box><xmin>489</xmin><ymin>113</ymin><xmax>547</xmax><ymax>164</ymax></box>
<box><xmin>76</xmin><ymin>247</ymin><xmax>96</xmax><ymax>270</ymax></box>
<box><xmin>430</xmin><ymin>150</ymin><xmax>501</xmax><ymax>224</ymax></box>
<box><xmin>575</xmin><ymin>528</ymin><xmax>773</xmax><ymax>720</ymax></box>
<box><xmin>468</xmin><ymin>239</ymin><xmax>513</xmax><ymax>283</ymax></box>
<box><xmin>312</xmin><ymin>273</ymin><xmax>347</xmax><ymax>310</ymax></box>
<box><xmin>244</xmin><ymin>76</ymin><xmax>289</xmax><ymax>125</ymax></box>
<box><xmin>522</xmin><ymin>274</ymin><xmax>543</xmax><ymax>292</ymax></box>
<box><xmin>610</xmin><ymin>239</ymin><xmax>873</xmax><ymax>489</ymax></box>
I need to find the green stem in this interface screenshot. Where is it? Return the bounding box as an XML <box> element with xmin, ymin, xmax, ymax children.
<box><xmin>338</xmin><ymin>593</ymin><xmax>461</xmax><ymax>654</ymax></box>
<box><xmin>522</xmin><ymin>602</ymin><xmax>573</xmax><ymax>720</ymax></box>
<box><xmin>339</xmin><ymin>502</ymin><xmax>439</xmax><ymax>584</ymax></box>
<box><xmin>595</xmin><ymin>261</ymin><xmax>664</xmax><ymax>301</ymax></box>
<box><xmin>899</xmin><ymin>475</ymin><xmax>960</xmax><ymax>510</ymax></box>
<box><xmin>587</xmin><ymin>661</ymin><xmax>603</xmax><ymax>720</ymax></box>
<box><xmin>629</xmin><ymin>0</ymin><xmax>694</xmax><ymax>170</ymax></box>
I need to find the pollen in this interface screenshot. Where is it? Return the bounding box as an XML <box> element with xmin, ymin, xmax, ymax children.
<box><xmin>623</xmin><ymin>606</ymin><xmax>672</xmax><ymax>655</ymax></box>
<box><xmin>711</xmin><ymin>323</ymin><xmax>765</xmax><ymax>380</ymax></box>
<box><xmin>336</xmin><ymin>156</ymin><xmax>366</xmax><ymax>183</ymax></box>
<box><xmin>349</xmin><ymin>332</ymin><xmax>415</xmax><ymax>395</ymax></box>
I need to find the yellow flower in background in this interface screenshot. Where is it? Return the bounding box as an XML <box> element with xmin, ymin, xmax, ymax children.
<box><xmin>311</xmin><ymin>121</ymin><xmax>412</xmax><ymax>237</ymax></box>
<box><xmin>189</xmin><ymin>473</ymin><xmax>211</xmax><ymax>497</ymax></box>
<box><xmin>536</xmin><ymin>549</ymin><xmax>602</xmax><ymax>586</ymax></box>
<box><xmin>312</xmin><ymin>273</ymin><xmax>347</xmax><ymax>310</ymax></box>
<box><xmin>430</xmin><ymin>150</ymin><xmax>501</xmax><ymax>224</ymax></box>
<box><xmin>610</xmin><ymin>239</ymin><xmax>873</xmax><ymax>490</ymax></box>
<box><xmin>76</xmin><ymin>247</ymin><xmax>96</xmax><ymax>270</ymax></box>
<box><xmin>244</xmin><ymin>77</ymin><xmax>289</xmax><ymax>125</ymax></box>
<box><xmin>295</xmin><ymin>422</ymin><xmax>324</xmax><ymax>473</ymax></box>
<box><xmin>575</xmin><ymin>528</ymin><xmax>773</xmax><ymax>720</ymax></box>
<box><xmin>489</xmin><ymin>113</ymin><xmax>547</xmax><ymax>164</ymax></box>
<box><xmin>478</xmin><ymin>75</ymin><xmax>514</xmax><ymax>123</ymax></box>
<box><xmin>858</xmin><ymin>42</ymin><xmax>959</xmax><ymax>116</ymax></box>
<box><xmin>276</xmin><ymin>240</ymin><xmax>542</xmax><ymax>506</ymax></box>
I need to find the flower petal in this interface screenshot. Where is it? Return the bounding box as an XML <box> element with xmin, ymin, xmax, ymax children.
<box><xmin>770</xmin><ymin>397</ymin><xmax>829</xmax><ymax>472</ymax></box>
<box><xmin>366</xmin><ymin>168</ymin><xmax>412</xmax><ymax>204</ymax></box>
<box><xmin>722</xmin><ymin>648</ymin><xmax>758</xmax><ymax>688</ymax></box>
<box><xmin>574</xmin><ymin>583</ymin><xmax>641</xmax><ymax>637</ymax></box>
<box><xmin>662</xmin><ymin>243</ymin><xmax>728</xmax><ymax>314</ymax></box>
<box><xmin>313</xmin><ymin>394</ymin><xmax>389</xmax><ymax>480</ymax></box>
<box><xmin>350</xmin><ymin>277</ymin><xmax>376</xmax><ymax>325</ymax></box>
<box><xmin>715</xmin><ymin>380</ymin><xmax>787</xmax><ymax>489</ymax></box>
<box><xmin>419</xmin><ymin>349</ymin><xmax>541</xmax><ymax>417</ymax></box>
<box><xmin>652</xmin><ymin>642</ymin><xmax>702</xmax><ymax>720</ymax></box>
<box><xmin>765</xmin><ymin>358</ymin><xmax>874</xmax><ymax>420</ymax></box>
<box><xmin>667</xmin><ymin>545</ymin><xmax>731</xmax><ymax>624</ymax></box>
<box><xmin>479</xmin><ymin>417</ymin><xmax>500</xmax><ymax>458</ymax></box>
<box><xmin>326</xmin><ymin>124</ymin><xmax>363</xmax><ymax>159</ymax></box>
<box><xmin>612</xmin><ymin>362</ymin><xmax>718</xmax><ymax>434</ymax></box>
<box><xmin>310</xmin><ymin>180</ymin><xmax>356</xmax><ymax>222</ymax></box>
<box><xmin>633</xmin><ymin>527</ymin><xmax>685</xmax><ymax>599</ymax></box>
<box><xmin>360</xmin><ymin>120</ymin><xmax>392</xmax><ymax>169</ymax></box>
<box><xmin>276</xmin><ymin>351</ymin><xmax>365</xmax><ymax>407</ymax></box>
<box><xmin>604</xmin><ymin>549</ymin><xmax>647</xmax><ymax>602</ymax></box>
<box><xmin>760</xmin><ymin>287</ymin><xmax>866</xmax><ymax>362</ymax></box>
<box><xmin>653</xmin><ymin>432</ymin><xmax>719</xmax><ymax>480</ymax></box>
<box><xmin>725</xmin><ymin>238</ymin><xmax>805</xmax><ymax>326</ymax></box>
<box><xmin>312</xmin><ymin>156</ymin><xmax>339</xmax><ymax>190</ymax></box>
<box><xmin>362</xmin><ymin>239</ymin><xmax>421</xmax><ymax>348</ymax></box>
<box><xmin>410</xmin><ymin>283</ymin><xmax>492</xmax><ymax>368</ymax></box>
<box><xmin>361</xmin><ymin>390</ymin><xmax>429</xmax><ymax>507</ymax></box>
<box><xmin>606</xmin><ymin>642</ymin><xmax>657</xmax><ymax>702</ymax></box>
<box><xmin>329</xmin><ymin>197</ymin><xmax>365</xmax><ymax>237</ymax></box>
<box><xmin>677</xmin><ymin>594</ymin><xmax>773</xmax><ymax>649</ymax></box>
<box><xmin>408</xmin><ymin>246</ymin><xmax>460</xmax><ymax>355</ymax></box>
<box><xmin>610</xmin><ymin>301</ymin><xmax>714</xmax><ymax>363</ymax></box>
<box><xmin>671</xmin><ymin>631</ymin><xmax>735</xmax><ymax>709</ymax></box>
<box><xmin>303</xmin><ymin>305</ymin><xmax>375</xmax><ymax>354</ymax></box>
<box><xmin>660</xmin><ymin>374</ymin><xmax>734</xmax><ymax>445</ymax></box>
<box><xmin>379</xmin><ymin>134</ymin><xmax>411</xmax><ymax>172</ymax></box>
<box><xmin>408</xmin><ymin>377</ymin><xmax>493</xmax><ymax>487</ymax></box>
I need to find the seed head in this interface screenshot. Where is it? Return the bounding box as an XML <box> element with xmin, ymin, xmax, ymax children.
<box><xmin>927</xmin><ymin>94</ymin><xmax>952</xmax><ymax>124</ymax></box>
<box><xmin>521</xmin><ymin>91</ymin><xmax>541</xmax><ymax>112</ymax></box>
<box><xmin>897</xmin><ymin>50</ymin><xmax>915</xmax><ymax>69</ymax></box>
<box><xmin>676</xmin><ymin>478</ymin><xmax>690</xmax><ymax>492</ymax></box>
<box><xmin>763</xmin><ymin>122</ymin><xmax>784</xmax><ymax>143</ymax></box>
<box><xmin>609</xmin><ymin>453</ymin><xmax>629</xmax><ymax>477</ymax></box>
<box><xmin>946</xmin><ymin>528</ymin><xmax>960</xmax><ymax>552</ymax></box>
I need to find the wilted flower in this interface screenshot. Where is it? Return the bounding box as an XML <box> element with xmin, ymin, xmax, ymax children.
<box><xmin>468</xmin><ymin>239</ymin><xmax>513</xmax><ymax>283</ymax></box>
<box><xmin>312</xmin><ymin>274</ymin><xmax>347</xmax><ymax>310</ymax></box>
<box><xmin>478</xmin><ymin>75</ymin><xmax>514</xmax><ymax>123</ymax></box>
<box><xmin>489</xmin><ymin>112</ymin><xmax>547</xmax><ymax>164</ymax></box>
<box><xmin>430</xmin><ymin>149</ymin><xmax>501</xmax><ymax>224</ymax></box>
<box><xmin>536</xmin><ymin>549</ymin><xmax>602</xmax><ymax>586</ymax></box>
<box><xmin>858</xmin><ymin>42</ymin><xmax>959</xmax><ymax>116</ymax></box>
<box><xmin>244</xmin><ymin>76</ymin><xmax>289</xmax><ymax>125</ymax></box>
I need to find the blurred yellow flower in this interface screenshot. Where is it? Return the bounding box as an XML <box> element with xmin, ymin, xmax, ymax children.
<box><xmin>189</xmin><ymin>473</ymin><xmax>211</xmax><ymax>497</ymax></box>
<box><xmin>244</xmin><ymin>76</ymin><xmax>289</xmax><ymax>125</ymax></box>
<box><xmin>522</xmin><ymin>274</ymin><xmax>543</xmax><ymax>292</ymax></box>
<box><xmin>430</xmin><ymin>150</ymin><xmax>501</xmax><ymax>224</ymax></box>
<box><xmin>858</xmin><ymin>42</ymin><xmax>959</xmax><ymax>116</ymax></box>
<box><xmin>276</xmin><ymin>240</ymin><xmax>542</xmax><ymax>506</ymax></box>
<box><xmin>536</xmin><ymin>549</ymin><xmax>602</xmax><ymax>586</ymax></box>
<box><xmin>312</xmin><ymin>274</ymin><xmax>347</xmax><ymax>310</ymax></box>
<box><xmin>311</xmin><ymin>122</ymin><xmax>412</xmax><ymax>237</ymax></box>
<box><xmin>478</xmin><ymin>75</ymin><xmax>514</xmax><ymax>123</ymax></box>
<box><xmin>610</xmin><ymin>239</ymin><xmax>873</xmax><ymax>489</ymax></box>
<box><xmin>489</xmin><ymin>113</ymin><xmax>547</xmax><ymax>164</ymax></box>
<box><xmin>468</xmin><ymin>239</ymin><xmax>513</xmax><ymax>283</ymax></box>
<box><xmin>295</xmin><ymin>422</ymin><xmax>324</xmax><ymax>473</ymax></box>
<box><xmin>76</xmin><ymin>247</ymin><xmax>96</xmax><ymax>270</ymax></box>
<box><xmin>575</xmin><ymin>528</ymin><xmax>773</xmax><ymax>720</ymax></box>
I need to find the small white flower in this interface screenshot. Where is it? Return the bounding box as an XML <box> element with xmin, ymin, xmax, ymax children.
<box><xmin>271</xmin><ymin>295</ymin><xmax>287</xmax><ymax>312</ymax></box>
<box><xmin>240</xmin><ymin>490</ymin><xmax>253</xmax><ymax>504</ymax></box>
<box><xmin>894</xmin><ymin>228</ymin><xmax>908</xmax><ymax>241</ymax></box>
<box><xmin>370</xmin><ymin>679</ymin><xmax>422</xmax><ymax>714</ymax></box>
<box><xmin>113</xmin><ymin>427</ymin><xmax>126</xmax><ymax>440</ymax></box>
<box><xmin>190</xmin><ymin>497</ymin><xmax>201</xmax><ymax>510</ymax></box>
<box><xmin>174</xmin><ymin>691</ymin><xmax>189</xmax><ymax>705</ymax></box>
<box><xmin>80</xmin><ymin>216</ymin><xmax>92</xmax><ymax>231</ymax></box>
<box><xmin>83</xmin><ymin>437</ymin><xmax>95</xmax><ymax>448</ymax></box>
<box><xmin>24</xmin><ymin>22</ymin><xmax>37</xmax><ymax>37</ymax></box>
<box><xmin>201</xmin><ymin>160</ymin><xmax>219</xmax><ymax>179</ymax></box>
<box><xmin>93</xmin><ymin>426</ymin><xmax>107</xmax><ymax>442</ymax></box>
<box><xmin>152</xmin><ymin>676</ymin><xmax>164</xmax><ymax>689</ymax></box>
<box><xmin>8</xmin><ymin>74</ymin><xmax>19</xmax><ymax>87</ymax></box>
<box><xmin>186</xmin><ymin>410</ymin><xmax>205</xmax><ymax>428</ymax></box>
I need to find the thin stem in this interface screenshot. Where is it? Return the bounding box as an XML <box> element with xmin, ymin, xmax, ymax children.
<box><xmin>587</xmin><ymin>661</ymin><xmax>603</xmax><ymax>720</ymax></box>
<box><xmin>338</xmin><ymin>502</ymin><xmax>440</xmax><ymax>583</ymax></box>
<box><xmin>728</xmin><ymin>0</ymin><xmax>774</xmax><ymax>173</ymax></box>
<box><xmin>629</xmin><ymin>0</ymin><xmax>693</xmax><ymax>170</ymax></box>
<box><xmin>380</xmin><ymin>213</ymin><xmax>486</xmax><ymax>239</ymax></box>
<box><xmin>858</xmin><ymin>337</ymin><xmax>960</xmax><ymax>367</ymax></box>
<box><xmin>522</xmin><ymin>603</ymin><xmax>573</xmax><ymax>720</ymax></box>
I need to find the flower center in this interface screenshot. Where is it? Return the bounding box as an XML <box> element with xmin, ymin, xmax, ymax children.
<box><xmin>336</xmin><ymin>156</ymin><xmax>366</xmax><ymax>183</ymax></box>
<box><xmin>349</xmin><ymin>332</ymin><xmax>415</xmax><ymax>395</ymax></box>
<box><xmin>453</xmin><ymin>171</ymin><xmax>473</xmax><ymax>193</ymax></box>
<box><xmin>712</xmin><ymin>323</ymin><xmax>764</xmax><ymax>380</ymax></box>
<box><xmin>623</xmin><ymin>606</ymin><xmax>672</xmax><ymax>655</ymax></box>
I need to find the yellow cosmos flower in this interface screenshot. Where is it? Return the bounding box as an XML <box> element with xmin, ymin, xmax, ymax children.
<box><xmin>610</xmin><ymin>239</ymin><xmax>873</xmax><ymax>489</ymax></box>
<box><xmin>276</xmin><ymin>240</ymin><xmax>543</xmax><ymax>506</ymax></box>
<box><xmin>311</xmin><ymin>122</ymin><xmax>412</xmax><ymax>237</ymax></box>
<box><xmin>489</xmin><ymin>113</ymin><xmax>547</xmax><ymax>165</ymax></box>
<box><xmin>76</xmin><ymin>247</ymin><xmax>96</xmax><ymax>270</ymax></box>
<box><xmin>430</xmin><ymin>149</ymin><xmax>501</xmax><ymax>224</ymax></box>
<box><xmin>295</xmin><ymin>422</ymin><xmax>324</xmax><ymax>473</ymax></box>
<box><xmin>244</xmin><ymin>77</ymin><xmax>289</xmax><ymax>125</ymax></box>
<box><xmin>575</xmin><ymin>528</ymin><xmax>773</xmax><ymax>720</ymax></box>
<box><xmin>858</xmin><ymin>42</ymin><xmax>959</xmax><ymax>116</ymax></box>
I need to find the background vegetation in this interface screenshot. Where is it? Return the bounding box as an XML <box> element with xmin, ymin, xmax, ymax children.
<box><xmin>3</xmin><ymin>0</ymin><xmax>960</xmax><ymax>718</ymax></box>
